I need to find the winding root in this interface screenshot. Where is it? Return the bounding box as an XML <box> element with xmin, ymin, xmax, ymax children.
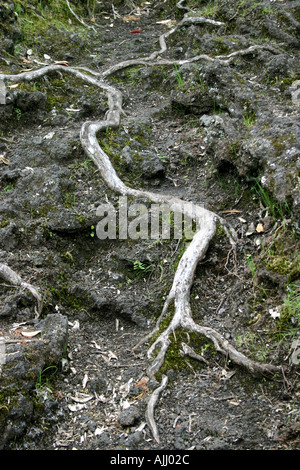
<box><xmin>0</xmin><ymin>263</ymin><xmax>43</xmax><ymax>318</ymax></box>
<box><xmin>0</xmin><ymin>2</ymin><xmax>284</xmax><ymax>443</ymax></box>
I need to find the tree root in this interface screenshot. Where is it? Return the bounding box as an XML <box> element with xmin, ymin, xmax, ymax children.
<box><xmin>0</xmin><ymin>1</ymin><xmax>285</xmax><ymax>443</ymax></box>
<box><xmin>0</xmin><ymin>263</ymin><xmax>43</xmax><ymax>318</ymax></box>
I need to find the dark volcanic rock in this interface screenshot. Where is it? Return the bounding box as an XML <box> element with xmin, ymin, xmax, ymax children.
<box><xmin>0</xmin><ymin>314</ymin><xmax>68</xmax><ymax>449</ymax></box>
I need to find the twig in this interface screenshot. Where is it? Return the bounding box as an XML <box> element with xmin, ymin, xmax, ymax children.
<box><xmin>65</xmin><ymin>0</ymin><xmax>96</xmax><ymax>31</ymax></box>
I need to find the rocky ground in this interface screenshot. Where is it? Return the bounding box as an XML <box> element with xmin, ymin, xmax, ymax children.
<box><xmin>0</xmin><ymin>0</ymin><xmax>300</xmax><ymax>452</ymax></box>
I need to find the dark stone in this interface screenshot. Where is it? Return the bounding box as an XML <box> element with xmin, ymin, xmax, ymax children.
<box><xmin>118</xmin><ymin>406</ymin><xmax>142</xmax><ymax>427</ymax></box>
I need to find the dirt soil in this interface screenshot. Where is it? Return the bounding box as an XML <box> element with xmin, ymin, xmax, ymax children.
<box><xmin>0</xmin><ymin>0</ymin><xmax>300</xmax><ymax>451</ymax></box>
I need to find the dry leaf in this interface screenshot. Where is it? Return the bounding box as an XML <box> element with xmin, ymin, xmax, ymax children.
<box><xmin>68</xmin><ymin>403</ymin><xmax>87</xmax><ymax>412</ymax></box>
<box><xmin>20</xmin><ymin>56</ymin><xmax>31</xmax><ymax>64</ymax></box>
<box><xmin>70</xmin><ymin>393</ymin><xmax>93</xmax><ymax>403</ymax></box>
<box><xmin>0</xmin><ymin>156</ymin><xmax>9</xmax><ymax>165</ymax></box>
<box><xmin>123</xmin><ymin>15</ymin><xmax>140</xmax><ymax>22</ymax></box>
<box><xmin>21</xmin><ymin>330</ymin><xmax>41</xmax><ymax>337</ymax></box>
<box><xmin>246</xmin><ymin>222</ymin><xmax>255</xmax><ymax>236</ymax></box>
<box><xmin>108</xmin><ymin>350</ymin><xmax>118</xmax><ymax>361</ymax></box>
<box><xmin>221</xmin><ymin>369</ymin><xmax>236</xmax><ymax>379</ymax></box>
<box><xmin>54</xmin><ymin>61</ymin><xmax>69</xmax><ymax>67</ymax></box>
<box><xmin>136</xmin><ymin>377</ymin><xmax>149</xmax><ymax>391</ymax></box>
<box><xmin>82</xmin><ymin>373</ymin><xmax>88</xmax><ymax>389</ymax></box>
<box><xmin>256</xmin><ymin>223</ymin><xmax>264</xmax><ymax>233</ymax></box>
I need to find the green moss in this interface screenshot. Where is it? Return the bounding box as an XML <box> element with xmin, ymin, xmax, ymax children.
<box><xmin>97</xmin><ymin>124</ymin><xmax>153</xmax><ymax>185</ymax></box>
<box><xmin>75</xmin><ymin>214</ymin><xmax>87</xmax><ymax>225</ymax></box>
<box><xmin>148</xmin><ymin>302</ymin><xmax>216</xmax><ymax>381</ymax></box>
<box><xmin>271</xmin><ymin>134</ymin><xmax>296</xmax><ymax>157</ymax></box>
<box><xmin>215</xmin><ymin>37</ymin><xmax>231</xmax><ymax>55</ymax></box>
<box><xmin>0</xmin><ymin>220</ymin><xmax>10</xmax><ymax>228</ymax></box>
<box><xmin>50</xmin><ymin>277</ymin><xmax>90</xmax><ymax>311</ymax></box>
<box><xmin>260</xmin><ymin>228</ymin><xmax>300</xmax><ymax>280</ymax></box>
<box><xmin>156</xmin><ymin>326</ymin><xmax>216</xmax><ymax>381</ymax></box>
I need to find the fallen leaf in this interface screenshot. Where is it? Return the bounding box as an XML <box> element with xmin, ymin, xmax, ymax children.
<box><xmin>256</xmin><ymin>223</ymin><xmax>264</xmax><ymax>233</ymax></box>
<box><xmin>108</xmin><ymin>350</ymin><xmax>118</xmax><ymax>361</ymax></box>
<box><xmin>130</xmin><ymin>30</ymin><xmax>144</xmax><ymax>33</ymax></box>
<box><xmin>70</xmin><ymin>393</ymin><xmax>93</xmax><ymax>403</ymax></box>
<box><xmin>136</xmin><ymin>377</ymin><xmax>149</xmax><ymax>391</ymax></box>
<box><xmin>43</xmin><ymin>131</ymin><xmax>55</xmax><ymax>140</ymax></box>
<box><xmin>221</xmin><ymin>369</ymin><xmax>236</xmax><ymax>379</ymax></box>
<box><xmin>123</xmin><ymin>15</ymin><xmax>140</xmax><ymax>22</ymax></box>
<box><xmin>246</xmin><ymin>222</ymin><xmax>255</xmax><ymax>236</ymax></box>
<box><xmin>68</xmin><ymin>403</ymin><xmax>87</xmax><ymax>412</ymax></box>
<box><xmin>269</xmin><ymin>308</ymin><xmax>280</xmax><ymax>319</ymax></box>
<box><xmin>8</xmin><ymin>83</ymin><xmax>19</xmax><ymax>89</ymax></box>
<box><xmin>95</xmin><ymin>427</ymin><xmax>105</xmax><ymax>436</ymax></box>
<box><xmin>21</xmin><ymin>330</ymin><xmax>41</xmax><ymax>337</ymax></box>
<box><xmin>54</xmin><ymin>61</ymin><xmax>69</xmax><ymax>67</ymax></box>
<box><xmin>82</xmin><ymin>373</ymin><xmax>88</xmax><ymax>389</ymax></box>
<box><xmin>20</xmin><ymin>56</ymin><xmax>31</xmax><ymax>64</ymax></box>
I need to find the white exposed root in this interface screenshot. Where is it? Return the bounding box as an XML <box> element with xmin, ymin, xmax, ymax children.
<box><xmin>0</xmin><ymin>2</ymin><xmax>284</xmax><ymax>443</ymax></box>
<box><xmin>0</xmin><ymin>263</ymin><xmax>43</xmax><ymax>318</ymax></box>
<box><xmin>146</xmin><ymin>375</ymin><xmax>168</xmax><ymax>443</ymax></box>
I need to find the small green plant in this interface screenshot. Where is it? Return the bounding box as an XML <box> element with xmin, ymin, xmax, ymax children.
<box><xmin>4</xmin><ymin>183</ymin><xmax>14</xmax><ymax>192</ymax></box>
<box><xmin>174</xmin><ymin>65</ymin><xmax>185</xmax><ymax>88</ymax></box>
<box><xmin>235</xmin><ymin>331</ymin><xmax>269</xmax><ymax>362</ymax></box>
<box><xmin>192</xmin><ymin>2</ymin><xmax>220</xmax><ymax>18</ymax></box>
<box><xmin>131</xmin><ymin>259</ymin><xmax>155</xmax><ymax>279</ymax></box>
<box><xmin>275</xmin><ymin>284</ymin><xmax>300</xmax><ymax>339</ymax></box>
<box><xmin>64</xmin><ymin>192</ymin><xmax>76</xmax><ymax>208</ymax></box>
<box><xmin>75</xmin><ymin>157</ymin><xmax>92</xmax><ymax>169</ymax></box>
<box><xmin>90</xmin><ymin>225</ymin><xmax>95</xmax><ymax>237</ymax></box>
<box><xmin>245</xmin><ymin>252</ymin><xmax>256</xmax><ymax>279</ymax></box>
<box><xmin>251</xmin><ymin>178</ymin><xmax>290</xmax><ymax>221</ymax></box>
<box><xmin>14</xmin><ymin>108</ymin><xmax>22</xmax><ymax>121</ymax></box>
<box><xmin>36</xmin><ymin>365</ymin><xmax>58</xmax><ymax>390</ymax></box>
<box><xmin>133</xmin><ymin>260</ymin><xmax>148</xmax><ymax>272</ymax></box>
<box><xmin>242</xmin><ymin>110</ymin><xmax>256</xmax><ymax>128</ymax></box>
<box><xmin>158</xmin><ymin>155</ymin><xmax>169</xmax><ymax>163</ymax></box>
<box><xmin>126</xmin><ymin>67</ymin><xmax>142</xmax><ymax>86</ymax></box>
